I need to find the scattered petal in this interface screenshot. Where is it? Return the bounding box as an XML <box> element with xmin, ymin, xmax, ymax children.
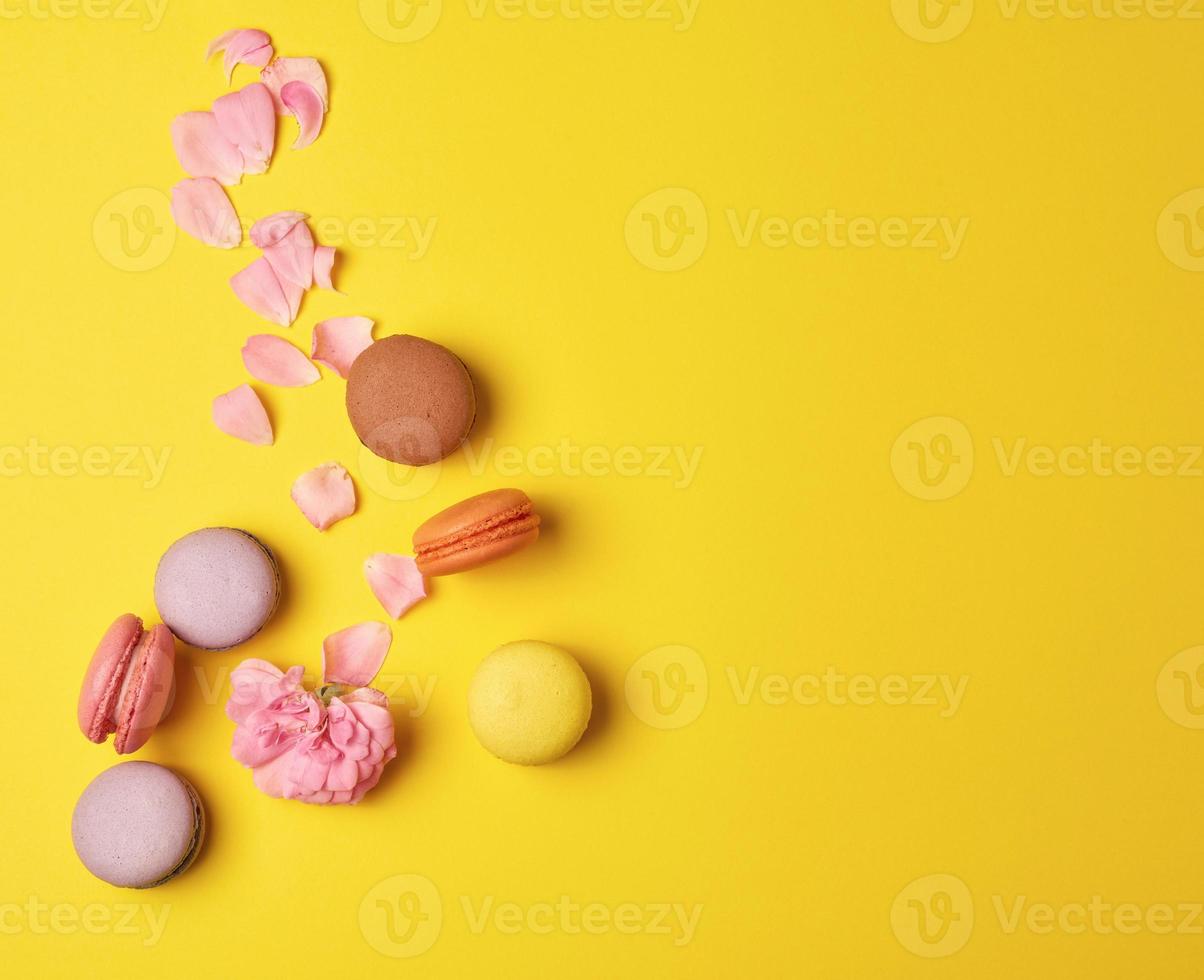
<box><xmin>207</xmin><ymin>28</ymin><xmax>273</xmax><ymax>82</ymax></box>
<box><xmin>313</xmin><ymin>245</ymin><xmax>339</xmax><ymax>291</ymax></box>
<box><xmin>230</xmin><ymin>257</ymin><xmax>295</xmax><ymax>326</ymax></box>
<box><xmin>241</xmin><ymin>335</ymin><xmax>320</xmax><ymax>387</ymax></box>
<box><xmin>261</xmin><ymin>57</ymin><xmax>329</xmax><ymax>114</ymax></box>
<box><xmin>264</xmin><ymin>221</ymin><xmax>315</xmax><ymax>290</ymax></box>
<box><xmin>280</xmin><ymin>80</ymin><xmax>325</xmax><ymax>149</ymax></box>
<box><xmin>205</xmin><ymin>29</ymin><xmax>239</xmax><ymax>61</ymax></box>
<box><xmin>171</xmin><ymin>111</ymin><xmax>244</xmax><ymax>186</ymax></box>
<box><xmin>213</xmin><ymin>83</ymin><xmax>276</xmax><ymax>175</ymax></box>
<box><xmin>213</xmin><ymin>384</ymin><xmax>273</xmax><ymax>446</ymax></box>
<box><xmin>291</xmin><ymin>462</ymin><xmax>356</xmax><ymax>531</ymax></box>
<box><xmin>322</xmin><ymin>622</ymin><xmax>391</xmax><ymax>688</ymax></box>
<box><xmin>311</xmin><ymin>317</ymin><xmax>374</xmax><ymax>378</ymax></box>
<box><xmin>170</xmin><ymin>178</ymin><xmax>241</xmax><ymax>248</ymax></box>
<box><xmin>364</xmin><ymin>554</ymin><xmax>427</xmax><ymax>619</ymax></box>
<box><xmin>250</xmin><ymin>210</ymin><xmax>308</xmax><ymax>249</ymax></box>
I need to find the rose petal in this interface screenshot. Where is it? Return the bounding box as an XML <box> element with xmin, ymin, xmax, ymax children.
<box><xmin>311</xmin><ymin>317</ymin><xmax>373</xmax><ymax>379</ymax></box>
<box><xmin>230</xmin><ymin>256</ymin><xmax>298</xmax><ymax>326</ymax></box>
<box><xmin>261</xmin><ymin>57</ymin><xmax>329</xmax><ymax>115</ymax></box>
<box><xmin>241</xmin><ymin>335</ymin><xmax>320</xmax><ymax>388</ymax></box>
<box><xmin>280</xmin><ymin>81</ymin><xmax>325</xmax><ymax>150</ymax></box>
<box><xmin>212</xmin><ymin>384</ymin><xmax>273</xmax><ymax>446</ymax></box>
<box><xmin>364</xmin><ymin>554</ymin><xmax>427</xmax><ymax>619</ymax></box>
<box><xmin>313</xmin><ymin>246</ymin><xmax>338</xmax><ymax>291</ymax></box>
<box><xmin>322</xmin><ymin>622</ymin><xmax>391</xmax><ymax>688</ymax></box>
<box><xmin>264</xmin><ymin>221</ymin><xmax>315</xmax><ymax>290</ymax></box>
<box><xmin>170</xmin><ymin>177</ymin><xmax>241</xmax><ymax>248</ymax></box>
<box><xmin>213</xmin><ymin>83</ymin><xmax>276</xmax><ymax>175</ymax></box>
<box><xmin>291</xmin><ymin>462</ymin><xmax>356</xmax><ymax>530</ymax></box>
<box><xmin>206</xmin><ymin>28</ymin><xmax>273</xmax><ymax>82</ymax></box>
<box><xmin>171</xmin><ymin>111</ymin><xmax>244</xmax><ymax>186</ymax></box>
<box><xmin>249</xmin><ymin>210</ymin><xmax>308</xmax><ymax>249</ymax></box>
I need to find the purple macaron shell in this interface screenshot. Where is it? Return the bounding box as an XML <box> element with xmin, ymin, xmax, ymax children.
<box><xmin>72</xmin><ymin>762</ymin><xmax>205</xmax><ymax>888</ymax></box>
<box><xmin>154</xmin><ymin>528</ymin><xmax>280</xmax><ymax>650</ymax></box>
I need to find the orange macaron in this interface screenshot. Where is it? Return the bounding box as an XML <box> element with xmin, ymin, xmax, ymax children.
<box><xmin>413</xmin><ymin>489</ymin><xmax>541</xmax><ymax>576</ymax></box>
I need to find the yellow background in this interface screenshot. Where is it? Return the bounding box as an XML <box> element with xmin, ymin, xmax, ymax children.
<box><xmin>3</xmin><ymin>0</ymin><xmax>1204</xmax><ymax>976</ymax></box>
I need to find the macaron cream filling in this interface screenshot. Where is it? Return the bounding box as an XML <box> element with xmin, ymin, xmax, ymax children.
<box><xmin>415</xmin><ymin>500</ymin><xmax>540</xmax><ymax>563</ymax></box>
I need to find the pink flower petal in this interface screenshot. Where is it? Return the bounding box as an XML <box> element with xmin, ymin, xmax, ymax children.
<box><xmin>311</xmin><ymin>317</ymin><xmax>374</xmax><ymax>379</ymax></box>
<box><xmin>212</xmin><ymin>384</ymin><xmax>273</xmax><ymax>446</ymax></box>
<box><xmin>261</xmin><ymin>57</ymin><xmax>329</xmax><ymax>115</ymax></box>
<box><xmin>170</xmin><ymin>177</ymin><xmax>241</xmax><ymax>248</ymax></box>
<box><xmin>249</xmin><ymin>211</ymin><xmax>308</xmax><ymax>249</ymax></box>
<box><xmin>206</xmin><ymin>28</ymin><xmax>273</xmax><ymax>82</ymax></box>
<box><xmin>322</xmin><ymin>622</ymin><xmax>391</xmax><ymax>688</ymax></box>
<box><xmin>280</xmin><ymin>81</ymin><xmax>325</xmax><ymax>149</ymax></box>
<box><xmin>313</xmin><ymin>246</ymin><xmax>339</xmax><ymax>290</ymax></box>
<box><xmin>263</xmin><ymin>221</ymin><xmax>315</xmax><ymax>290</ymax></box>
<box><xmin>291</xmin><ymin>462</ymin><xmax>356</xmax><ymax>531</ymax></box>
<box><xmin>171</xmin><ymin>111</ymin><xmax>244</xmax><ymax>186</ymax></box>
<box><xmin>241</xmin><ymin>335</ymin><xmax>320</xmax><ymax>388</ymax></box>
<box><xmin>230</xmin><ymin>256</ymin><xmax>297</xmax><ymax>327</ymax></box>
<box><xmin>213</xmin><ymin>83</ymin><xmax>276</xmax><ymax>175</ymax></box>
<box><xmin>364</xmin><ymin>554</ymin><xmax>427</xmax><ymax>619</ymax></box>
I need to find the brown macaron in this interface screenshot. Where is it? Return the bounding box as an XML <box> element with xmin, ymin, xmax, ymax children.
<box><xmin>346</xmin><ymin>335</ymin><xmax>476</xmax><ymax>466</ymax></box>
<box><xmin>414</xmin><ymin>489</ymin><xmax>541</xmax><ymax>576</ymax></box>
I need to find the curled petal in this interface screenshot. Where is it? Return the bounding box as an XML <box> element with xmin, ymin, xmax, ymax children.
<box><xmin>322</xmin><ymin>622</ymin><xmax>391</xmax><ymax>688</ymax></box>
<box><xmin>171</xmin><ymin>111</ymin><xmax>243</xmax><ymax>186</ymax></box>
<box><xmin>313</xmin><ymin>246</ymin><xmax>338</xmax><ymax>291</ymax></box>
<box><xmin>242</xmin><ymin>335</ymin><xmax>320</xmax><ymax>388</ymax></box>
<box><xmin>213</xmin><ymin>83</ymin><xmax>276</xmax><ymax>175</ymax></box>
<box><xmin>311</xmin><ymin>317</ymin><xmax>373</xmax><ymax>379</ymax></box>
<box><xmin>230</xmin><ymin>257</ymin><xmax>297</xmax><ymax>327</ymax></box>
<box><xmin>212</xmin><ymin>384</ymin><xmax>273</xmax><ymax>446</ymax></box>
<box><xmin>280</xmin><ymin>81</ymin><xmax>325</xmax><ymax>149</ymax></box>
<box><xmin>250</xmin><ymin>210</ymin><xmax>308</xmax><ymax>249</ymax></box>
<box><xmin>261</xmin><ymin>57</ymin><xmax>329</xmax><ymax>115</ymax></box>
<box><xmin>264</xmin><ymin>221</ymin><xmax>315</xmax><ymax>290</ymax></box>
<box><xmin>207</xmin><ymin>28</ymin><xmax>273</xmax><ymax>82</ymax></box>
<box><xmin>170</xmin><ymin>178</ymin><xmax>241</xmax><ymax>248</ymax></box>
<box><xmin>291</xmin><ymin>462</ymin><xmax>356</xmax><ymax>531</ymax></box>
<box><xmin>364</xmin><ymin>554</ymin><xmax>427</xmax><ymax>619</ymax></box>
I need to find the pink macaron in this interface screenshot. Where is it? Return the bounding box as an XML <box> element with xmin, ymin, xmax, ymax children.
<box><xmin>78</xmin><ymin>614</ymin><xmax>176</xmax><ymax>755</ymax></box>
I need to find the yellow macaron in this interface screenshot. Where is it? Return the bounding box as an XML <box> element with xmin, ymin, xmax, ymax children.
<box><xmin>468</xmin><ymin>641</ymin><xmax>592</xmax><ymax>765</ymax></box>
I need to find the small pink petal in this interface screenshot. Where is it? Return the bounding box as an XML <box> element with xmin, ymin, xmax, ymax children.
<box><xmin>313</xmin><ymin>246</ymin><xmax>339</xmax><ymax>291</ymax></box>
<box><xmin>311</xmin><ymin>317</ymin><xmax>374</xmax><ymax>379</ymax></box>
<box><xmin>364</xmin><ymin>554</ymin><xmax>427</xmax><ymax>619</ymax></box>
<box><xmin>322</xmin><ymin>622</ymin><xmax>391</xmax><ymax>688</ymax></box>
<box><xmin>213</xmin><ymin>384</ymin><xmax>273</xmax><ymax>446</ymax></box>
<box><xmin>280</xmin><ymin>81</ymin><xmax>325</xmax><ymax>150</ymax></box>
<box><xmin>291</xmin><ymin>462</ymin><xmax>356</xmax><ymax>531</ymax></box>
<box><xmin>261</xmin><ymin>57</ymin><xmax>329</xmax><ymax>114</ymax></box>
<box><xmin>242</xmin><ymin>335</ymin><xmax>320</xmax><ymax>387</ymax></box>
<box><xmin>250</xmin><ymin>211</ymin><xmax>308</xmax><ymax>249</ymax></box>
<box><xmin>171</xmin><ymin>111</ymin><xmax>243</xmax><ymax>186</ymax></box>
<box><xmin>171</xmin><ymin>178</ymin><xmax>241</xmax><ymax>248</ymax></box>
<box><xmin>213</xmin><ymin>83</ymin><xmax>276</xmax><ymax>175</ymax></box>
<box><xmin>206</xmin><ymin>28</ymin><xmax>273</xmax><ymax>81</ymax></box>
<box><xmin>205</xmin><ymin>29</ymin><xmax>240</xmax><ymax>61</ymax></box>
<box><xmin>264</xmin><ymin>221</ymin><xmax>315</xmax><ymax>290</ymax></box>
<box><xmin>230</xmin><ymin>257</ymin><xmax>296</xmax><ymax>326</ymax></box>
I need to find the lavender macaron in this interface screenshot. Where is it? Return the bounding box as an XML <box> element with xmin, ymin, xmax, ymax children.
<box><xmin>72</xmin><ymin>762</ymin><xmax>206</xmax><ymax>888</ymax></box>
<box><xmin>154</xmin><ymin>528</ymin><xmax>280</xmax><ymax>650</ymax></box>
